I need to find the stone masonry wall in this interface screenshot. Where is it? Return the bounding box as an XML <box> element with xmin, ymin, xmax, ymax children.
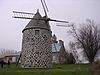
<box><xmin>21</xmin><ymin>28</ymin><xmax>52</xmax><ymax>68</ymax></box>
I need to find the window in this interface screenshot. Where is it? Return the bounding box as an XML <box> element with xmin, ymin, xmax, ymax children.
<box><xmin>53</xmin><ymin>56</ymin><xmax>56</xmax><ymax>61</ymax></box>
<box><xmin>35</xmin><ymin>30</ymin><xmax>40</xmax><ymax>35</ymax></box>
<box><xmin>43</xmin><ymin>35</ymin><xmax>47</xmax><ymax>40</ymax></box>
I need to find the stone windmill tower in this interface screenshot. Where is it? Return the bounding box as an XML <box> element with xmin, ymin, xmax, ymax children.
<box><xmin>13</xmin><ymin>0</ymin><xmax>68</xmax><ymax>68</ymax></box>
<box><xmin>21</xmin><ymin>10</ymin><xmax>52</xmax><ymax>68</ymax></box>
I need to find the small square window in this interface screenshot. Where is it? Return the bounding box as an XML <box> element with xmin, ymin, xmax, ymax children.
<box><xmin>35</xmin><ymin>30</ymin><xmax>40</xmax><ymax>35</ymax></box>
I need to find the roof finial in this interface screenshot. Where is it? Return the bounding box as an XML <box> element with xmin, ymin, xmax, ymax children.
<box><xmin>37</xmin><ymin>9</ymin><xmax>39</xmax><ymax>13</ymax></box>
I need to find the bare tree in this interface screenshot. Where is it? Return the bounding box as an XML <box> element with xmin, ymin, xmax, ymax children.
<box><xmin>69</xmin><ymin>19</ymin><xmax>100</xmax><ymax>63</ymax></box>
<box><xmin>69</xmin><ymin>41</ymin><xmax>80</xmax><ymax>63</ymax></box>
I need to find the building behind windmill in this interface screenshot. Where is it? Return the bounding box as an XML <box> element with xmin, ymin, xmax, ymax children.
<box><xmin>20</xmin><ymin>10</ymin><xmax>52</xmax><ymax>68</ymax></box>
<box><xmin>52</xmin><ymin>34</ymin><xmax>68</xmax><ymax>64</ymax></box>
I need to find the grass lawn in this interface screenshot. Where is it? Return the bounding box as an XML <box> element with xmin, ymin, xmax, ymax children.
<box><xmin>0</xmin><ymin>64</ymin><xmax>92</xmax><ymax>75</ymax></box>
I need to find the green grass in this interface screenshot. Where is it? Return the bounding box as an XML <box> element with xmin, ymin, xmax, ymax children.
<box><xmin>0</xmin><ymin>64</ymin><xmax>92</xmax><ymax>75</ymax></box>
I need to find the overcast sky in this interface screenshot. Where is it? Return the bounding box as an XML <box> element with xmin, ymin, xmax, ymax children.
<box><xmin>0</xmin><ymin>0</ymin><xmax>100</xmax><ymax>51</ymax></box>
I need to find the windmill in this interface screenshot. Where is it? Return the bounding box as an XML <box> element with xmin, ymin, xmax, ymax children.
<box><xmin>14</xmin><ymin>0</ymin><xmax>69</xmax><ymax>68</ymax></box>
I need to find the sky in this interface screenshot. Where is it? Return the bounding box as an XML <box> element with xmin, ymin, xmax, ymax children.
<box><xmin>0</xmin><ymin>0</ymin><xmax>100</xmax><ymax>51</ymax></box>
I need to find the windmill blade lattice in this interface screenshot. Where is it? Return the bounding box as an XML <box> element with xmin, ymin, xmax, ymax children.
<box><xmin>42</xmin><ymin>0</ymin><xmax>49</xmax><ymax>12</ymax></box>
<box><xmin>49</xmin><ymin>18</ymin><xmax>69</xmax><ymax>23</ymax></box>
<box><xmin>13</xmin><ymin>11</ymin><xmax>34</xmax><ymax>19</ymax></box>
<box><xmin>40</xmin><ymin>0</ymin><xmax>49</xmax><ymax>17</ymax></box>
<box><xmin>56</xmin><ymin>25</ymin><xmax>72</xmax><ymax>27</ymax></box>
<box><xmin>13</xmin><ymin>0</ymin><xmax>69</xmax><ymax>23</ymax></box>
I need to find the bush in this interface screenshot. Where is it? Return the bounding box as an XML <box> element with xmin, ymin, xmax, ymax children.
<box><xmin>91</xmin><ymin>61</ymin><xmax>100</xmax><ymax>75</ymax></box>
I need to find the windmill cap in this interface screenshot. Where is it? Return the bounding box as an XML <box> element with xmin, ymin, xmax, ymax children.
<box><xmin>22</xmin><ymin>10</ymin><xmax>51</xmax><ymax>32</ymax></box>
